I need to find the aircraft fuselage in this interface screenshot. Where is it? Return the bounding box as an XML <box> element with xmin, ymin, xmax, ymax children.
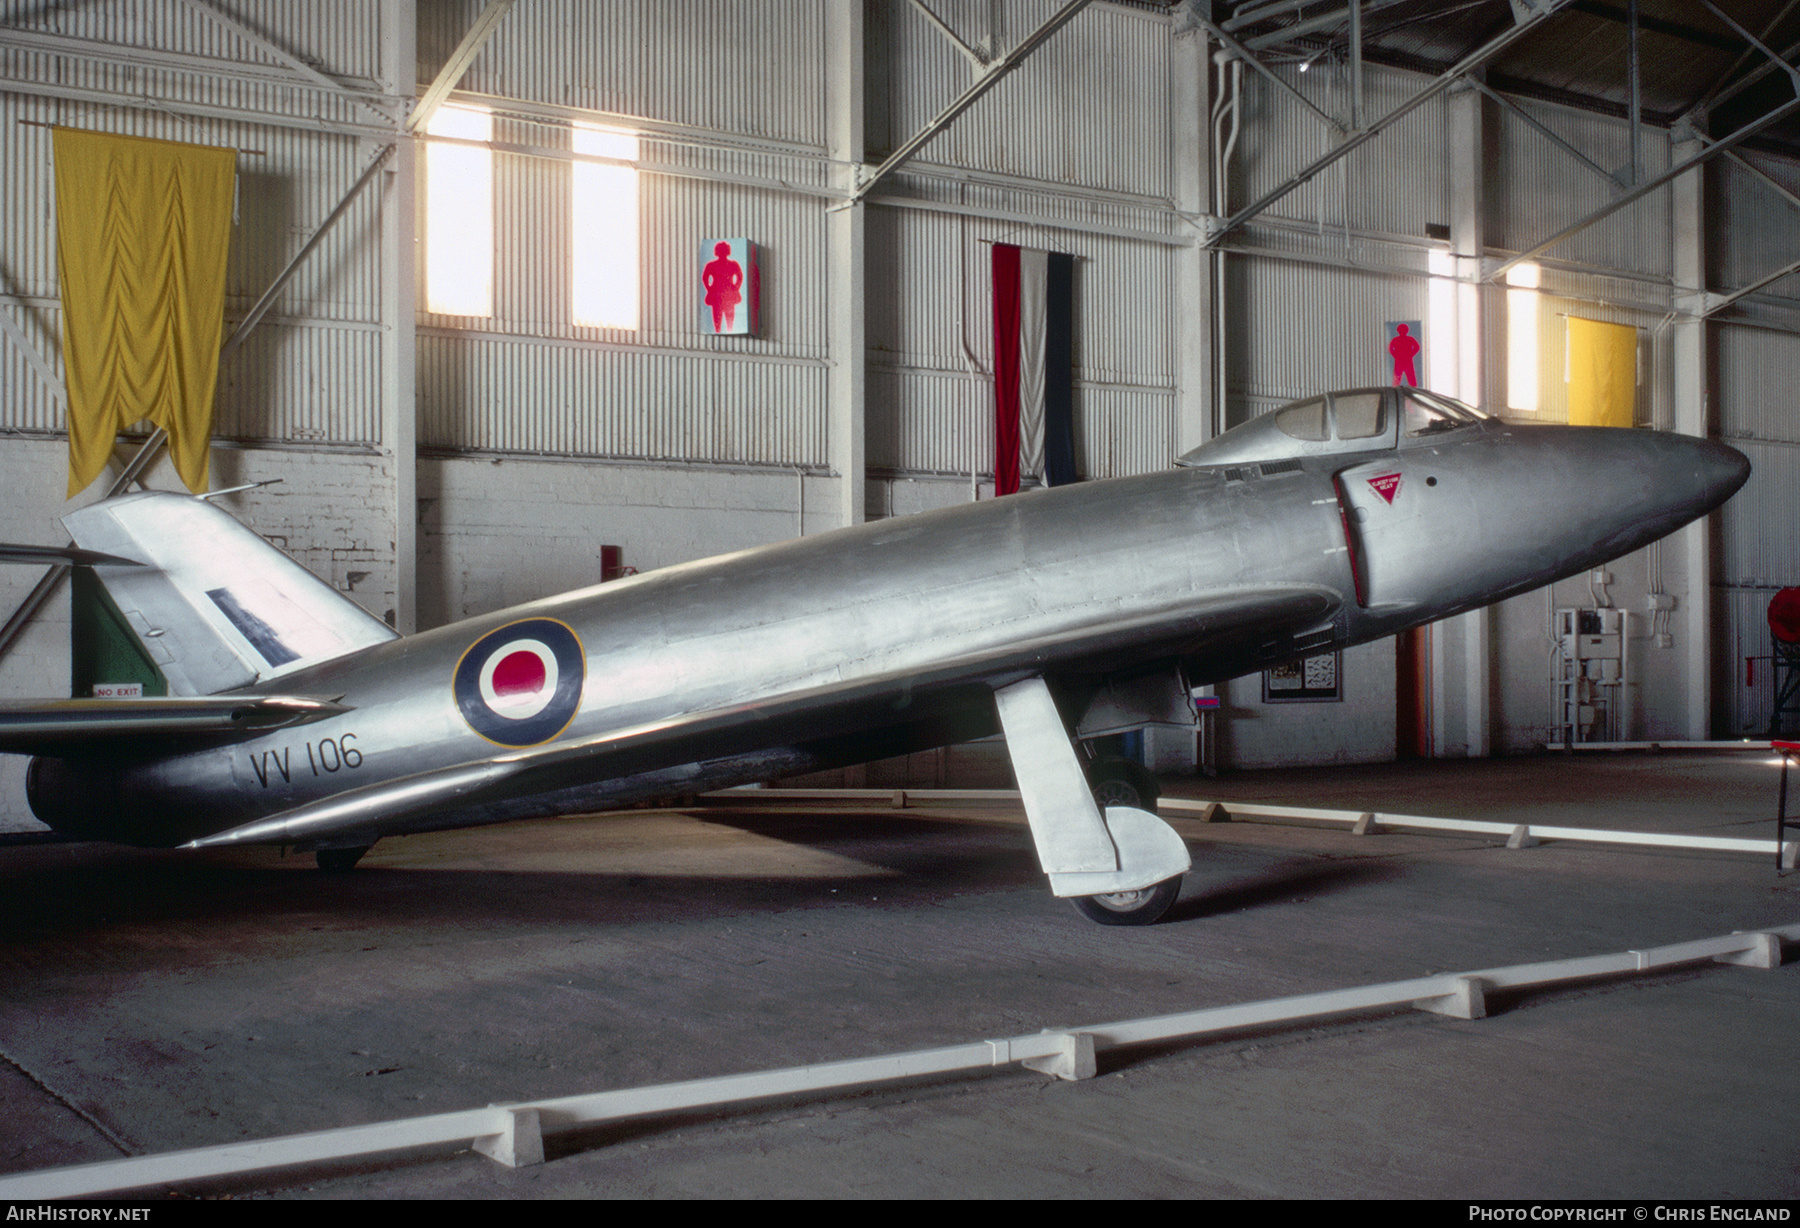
<box><xmin>25</xmin><ymin>412</ymin><xmax>1750</xmax><ymax>849</ymax></box>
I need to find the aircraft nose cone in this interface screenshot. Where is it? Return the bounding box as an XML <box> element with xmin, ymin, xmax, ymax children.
<box><xmin>1648</xmin><ymin>432</ymin><xmax>1751</xmax><ymax>515</ymax></box>
<box><xmin>1511</xmin><ymin>426</ymin><xmax>1752</xmax><ymax>572</ymax></box>
<box><xmin>1697</xmin><ymin>438</ymin><xmax>1752</xmax><ymax>503</ymax></box>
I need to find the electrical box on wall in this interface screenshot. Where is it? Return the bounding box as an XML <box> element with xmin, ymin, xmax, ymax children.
<box><xmin>1552</xmin><ymin>607</ymin><xmax>1627</xmax><ymax>744</ymax></box>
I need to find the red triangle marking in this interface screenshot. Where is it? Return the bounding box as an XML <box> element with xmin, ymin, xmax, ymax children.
<box><xmin>1367</xmin><ymin>473</ymin><xmax>1403</xmax><ymax>505</ymax></box>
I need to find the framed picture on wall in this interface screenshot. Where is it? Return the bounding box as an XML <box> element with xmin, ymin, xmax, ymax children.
<box><xmin>1263</xmin><ymin>651</ymin><xmax>1341</xmax><ymax>703</ymax></box>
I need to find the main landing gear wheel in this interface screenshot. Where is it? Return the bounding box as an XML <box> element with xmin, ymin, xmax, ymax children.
<box><xmin>1070</xmin><ymin>875</ymin><xmax>1183</xmax><ymax>926</ymax></box>
<box><xmin>1088</xmin><ymin>757</ymin><xmax>1161</xmax><ymax>812</ymax></box>
<box><xmin>1072</xmin><ymin>759</ymin><xmax>1180</xmax><ymax>924</ymax></box>
<box><xmin>315</xmin><ymin>845</ymin><xmax>372</xmax><ymax>874</ymax></box>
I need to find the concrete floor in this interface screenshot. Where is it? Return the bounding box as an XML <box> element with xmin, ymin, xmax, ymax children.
<box><xmin>2</xmin><ymin>749</ymin><xmax>1798</xmax><ymax>1199</ymax></box>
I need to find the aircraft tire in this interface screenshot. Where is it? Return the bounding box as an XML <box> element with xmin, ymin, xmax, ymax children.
<box><xmin>1089</xmin><ymin>757</ymin><xmax>1161</xmax><ymax>811</ymax></box>
<box><xmin>1070</xmin><ymin>875</ymin><xmax>1183</xmax><ymax>926</ymax></box>
<box><xmin>315</xmin><ymin>845</ymin><xmax>372</xmax><ymax>874</ymax></box>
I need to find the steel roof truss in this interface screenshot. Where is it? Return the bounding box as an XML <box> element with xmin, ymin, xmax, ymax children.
<box><xmin>1194</xmin><ymin>15</ymin><xmax>1340</xmax><ymax>132</ymax></box>
<box><xmin>1698</xmin><ymin>0</ymin><xmax>1800</xmax><ymax>91</ymax></box>
<box><xmin>1491</xmin><ymin>86</ymin><xmax>1800</xmax><ymax>281</ymax></box>
<box><xmin>852</xmin><ymin>0</ymin><xmax>1094</xmax><ymax>203</ymax></box>
<box><xmin>1469</xmin><ymin>76</ymin><xmax>1617</xmax><ymax>183</ymax></box>
<box><xmin>1205</xmin><ymin>0</ymin><xmax>1573</xmax><ymax>245</ymax></box>
<box><xmin>908</xmin><ymin>0</ymin><xmax>991</xmax><ymax>68</ymax></box>
<box><xmin>407</xmin><ymin>0</ymin><xmax>518</xmax><ymax>136</ymax></box>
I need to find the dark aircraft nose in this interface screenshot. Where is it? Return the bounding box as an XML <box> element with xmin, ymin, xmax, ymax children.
<box><xmin>1689</xmin><ymin>436</ymin><xmax>1752</xmax><ymax>506</ymax></box>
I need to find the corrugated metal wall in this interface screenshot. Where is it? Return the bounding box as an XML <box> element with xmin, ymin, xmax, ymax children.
<box><xmin>1490</xmin><ymin>97</ymin><xmax>1671</xmax><ymax>278</ymax></box>
<box><xmin>1714</xmin><ymin>152</ymin><xmax>1800</xmax><ymax>306</ymax></box>
<box><xmin>1221</xmin><ymin>62</ymin><xmax>1444</xmax><ymax>426</ymax></box>
<box><xmin>864</xmin><ymin>191</ymin><xmax>1180</xmax><ymax>478</ymax></box>
<box><xmin>1222</xmin><ymin>72</ymin><xmax>1682</xmax><ymax>425</ymax></box>
<box><xmin>2</xmin><ymin>0</ymin><xmax>386</xmax><ymax>83</ymax></box>
<box><xmin>11</xmin><ymin>1</ymin><xmax>1800</xmax><ymax>751</ymax></box>
<box><xmin>864</xmin><ymin>2</ymin><xmax>1184</xmax><ymax>480</ymax></box>
<box><xmin>1216</xmin><ymin>47</ymin><xmax>1800</xmax><ymax>747</ymax></box>
<box><xmin>1230</xmin><ymin>63</ymin><xmax>1445</xmax><ymax>240</ymax></box>
<box><xmin>1716</xmin><ymin>322</ymin><xmax>1800</xmax><ymax>735</ymax></box>
<box><xmin>413</xmin><ymin>0</ymin><xmax>833</xmax><ymax>467</ymax></box>
<box><xmin>2</xmin><ymin>1</ymin><xmax>1193</xmax><ymax>480</ymax></box>
<box><xmin>409</xmin><ymin>1</ymin><xmax>1191</xmax><ymax>477</ymax></box>
<box><xmin>880</xmin><ymin>0</ymin><xmax>1172</xmax><ymax>198</ymax></box>
<box><xmin>1229</xmin><ymin>255</ymin><xmax>1428</xmax><ymax>422</ymax></box>
<box><xmin>0</xmin><ymin>1</ymin><xmax>392</xmax><ymax>449</ymax></box>
<box><xmin>420</xmin><ymin>0</ymin><xmax>826</xmax><ymax>145</ymax></box>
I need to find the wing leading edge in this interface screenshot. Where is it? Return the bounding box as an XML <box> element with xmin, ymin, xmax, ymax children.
<box><xmin>0</xmin><ymin>696</ymin><xmax>350</xmax><ymax>755</ymax></box>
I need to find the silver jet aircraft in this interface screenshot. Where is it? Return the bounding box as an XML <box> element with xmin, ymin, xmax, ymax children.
<box><xmin>0</xmin><ymin>387</ymin><xmax>1750</xmax><ymax>923</ymax></box>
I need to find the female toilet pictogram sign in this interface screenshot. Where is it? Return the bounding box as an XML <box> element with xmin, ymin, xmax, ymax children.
<box><xmin>701</xmin><ymin>238</ymin><xmax>760</xmax><ymax>336</ymax></box>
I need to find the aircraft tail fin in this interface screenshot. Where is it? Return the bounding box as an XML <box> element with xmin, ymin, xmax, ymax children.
<box><xmin>61</xmin><ymin>492</ymin><xmax>398</xmax><ymax>696</ymax></box>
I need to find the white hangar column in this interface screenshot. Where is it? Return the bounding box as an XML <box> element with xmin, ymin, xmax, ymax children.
<box><xmin>1172</xmin><ymin>18</ymin><xmax>1213</xmax><ymax>454</ymax></box>
<box><xmin>380</xmin><ymin>0</ymin><xmax>418</xmax><ymax>634</ymax></box>
<box><xmin>1432</xmin><ymin>80</ymin><xmax>1492</xmax><ymax>758</ymax></box>
<box><xmin>1670</xmin><ymin>127</ymin><xmax>1713</xmax><ymax>740</ymax></box>
<box><xmin>827</xmin><ymin>2</ymin><xmax>867</xmax><ymax>530</ymax></box>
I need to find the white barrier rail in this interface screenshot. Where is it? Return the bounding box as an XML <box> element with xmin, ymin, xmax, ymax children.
<box><xmin>1547</xmin><ymin>741</ymin><xmax>1772</xmax><ymax>752</ymax></box>
<box><xmin>708</xmin><ymin>786</ymin><xmax>1800</xmax><ymax>867</ymax></box>
<box><xmin>1158</xmin><ymin>798</ymin><xmax>1800</xmax><ymax>867</ymax></box>
<box><xmin>2</xmin><ymin>922</ymin><xmax>1794</xmax><ymax>1200</ymax></box>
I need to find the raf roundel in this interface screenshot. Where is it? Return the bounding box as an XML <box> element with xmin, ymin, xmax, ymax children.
<box><xmin>453</xmin><ymin>618</ymin><xmax>586</xmax><ymax>747</ymax></box>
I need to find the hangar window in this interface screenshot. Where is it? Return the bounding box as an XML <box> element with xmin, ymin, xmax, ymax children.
<box><xmin>571</xmin><ymin>124</ymin><xmax>640</xmax><ymax>330</ymax></box>
<box><xmin>425</xmin><ymin>104</ymin><xmax>495</xmax><ymax>318</ymax></box>
<box><xmin>1506</xmin><ymin>261</ymin><xmax>1542</xmax><ymax>413</ymax></box>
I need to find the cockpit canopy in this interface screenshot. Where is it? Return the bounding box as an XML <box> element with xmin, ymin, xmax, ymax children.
<box><xmin>1176</xmin><ymin>387</ymin><xmax>1490</xmax><ymax>468</ymax></box>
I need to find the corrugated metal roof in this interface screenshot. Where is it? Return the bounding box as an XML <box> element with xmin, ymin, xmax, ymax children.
<box><xmin>1202</xmin><ymin>0</ymin><xmax>1800</xmax><ymax>153</ymax></box>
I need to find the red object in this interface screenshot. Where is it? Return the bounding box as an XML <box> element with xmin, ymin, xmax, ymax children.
<box><xmin>601</xmin><ymin>544</ymin><xmax>625</xmax><ymax>583</ymax></box>
<box><xmin>703</xmin><ymin>242</ymin><xmax>742</xmax><ymax>332</ymax></box>
<box><xmin>1389</xmin><ymin>324</ymin><xmax>1420</xmax><ymax>386</ymax></box>
<box><xmin>990</xmin><ymin>244</ymin><xmax>1077</xmax><ymax>496</ymax></box>
<box><xmin>492</xmin><ymin>651</ymin><xmax>546</xmax><ymax>697</ymax></box>
<box><xmin>1771</xmin><ymin>588</ymin><xmax>1800</xmax><ymax>644</ymax></box>
<box><xmin>992</xmin><ymin>243</ymin><xmax>1023</xmax><ymax>496</ymax></box>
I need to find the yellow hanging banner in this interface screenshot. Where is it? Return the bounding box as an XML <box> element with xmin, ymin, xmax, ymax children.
<box><xmin>53</xmin><ymin>129</ymin><xmax>236</xmax><ymax>496</ymax></box>
<box><xmin>1565</xmin><ymin>316</ymin><xmax>1638</xmax><ymax>428</ymax></box>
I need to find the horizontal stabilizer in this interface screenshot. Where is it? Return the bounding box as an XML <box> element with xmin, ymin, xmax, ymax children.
<box><xmin>189</xmin><ymin>585</ymin><xmax>1337</xmax><ymax>849</ymax></box>
<box><xmin>0</xmin><ymin>544</ymin><xmax>144</xmax><ymax>568</ymax></box>
<box><xmin>0</xmin><ymin>695</ymin><xmax>348</xmax><ymax>755</ymax></box>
